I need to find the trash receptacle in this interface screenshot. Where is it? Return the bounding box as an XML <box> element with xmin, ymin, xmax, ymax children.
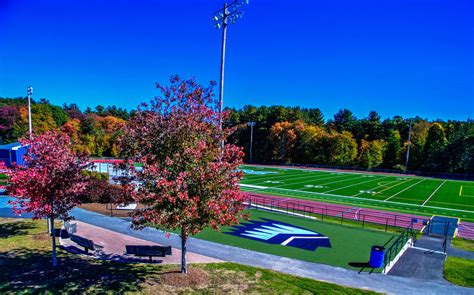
<box><xmin>369</xmin><ymin>245</ymin><xmax>385</xmax><ymax>268</ymax></box>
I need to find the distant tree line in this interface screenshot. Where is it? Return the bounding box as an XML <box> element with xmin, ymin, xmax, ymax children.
<box><xmin>1</xmin><ymin>97</ymin><xmax>473</xmax><ymax>174</ymax></box>
<box><xmin>225</xmin><ymin>105</ymin><xmax>474</xmax><ymax>174</ymax></box>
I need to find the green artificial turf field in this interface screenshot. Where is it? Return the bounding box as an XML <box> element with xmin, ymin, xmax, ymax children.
<box><xmin>193</xmin><ymin>209</ymin><xmax>396</xmax><ymax>272</ymax></box>
<box><xmin>239</xmin><ymin>165</ymin><xmax>474</xmax><ymax>222</ymax></box>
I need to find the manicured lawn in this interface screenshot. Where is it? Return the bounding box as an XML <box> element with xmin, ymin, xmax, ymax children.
<box><xmin>443</xmin><ymin>256</ymin><xmax>474</xmax><ymax>288</ymax></box>
<box><xmin>0</xmin><ymin>218</ymin><xmax>377</xmax><ymax>294</ymax></box>
<box><xmin>452</xmin><ymin>238</ymin><xmax>474</xmax><ymax>252</ymax></box>
<box><xmin>192</xmin><ymin>209</ymin><xmax>396</xmax><ymax>272</ymax></box>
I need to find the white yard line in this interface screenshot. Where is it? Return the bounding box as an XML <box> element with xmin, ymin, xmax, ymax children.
<box><xmin>351</xmin><ymin>178</ymin><xmax>406</xmax><ymax>197</ymax></box>
<box><xmin>309</xmin><ymin>174</ymin><xmax>368</xmax><ymax>188</ymax></box>
<box><xmin>239</xmin><ymin>184</ymin><xmax>269</xmax><ymax>189</ymax></box>
<box><xmin>421</xmin><ymin>180</ymin><xmax>447</xmax><ymax>206</ymax></box>
<box><xmin>243</xmin><ymin>173</ymin><xmax>350</xmax><ymax>192</ymax></box>
<box><xmin>384</xmin><ymin>179</ymin><xmax>425</xmax><ymax>202</ymax></box>
<box><xmin>322</xmin><ymin>176</ymin><xmax>391</xmax><ymax>194</ymax></box>
<box><xmin>243</xmin><ymin>170</ymin><xmax>343</xmax><ymax>185</ymax></box>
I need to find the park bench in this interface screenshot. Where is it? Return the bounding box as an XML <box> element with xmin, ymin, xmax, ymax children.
<box><xmin>125</xmin><ymin>245</ymin><xmax>172</xmax><ymax>262</ymax></box>
<box><xmin>70</xmin><ymin>234</ymin><xmax>103</xmax><ymax>254</ymax></box>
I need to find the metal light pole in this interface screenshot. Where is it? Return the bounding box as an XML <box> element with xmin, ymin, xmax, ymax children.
<box><xmin>27</xmin><ymin>86</ymin><xmax>33</xmax><ymax>138</ymax></box>
<box><xmin>247</xmin><ymin>121</ymin><xmax>255</xmax><ymax>163</ymax></box>
<box><xmin>212</xmin><ymin>0</ymin><xmax>249</xmax><ymax>129</ymax></box>
<box><xmin>404</xmin><ymin>120</ymin><xmax>412</xmax><ymax>173</ymax></box>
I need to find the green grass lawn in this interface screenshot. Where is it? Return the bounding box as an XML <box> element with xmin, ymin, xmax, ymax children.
<box><xmin>0</xmin><ymin>218</ymin><xmax>377</xmax><ymax>294</ymax></box>
<box><xmin>192</xmin><ymin>209</ymin><xmax>396</xmax><ymax>272</ymax></box>
<box><xmin>240</xmin><ymin>165</ymin><xmax>474</xmax><ymax>222</ymax></box>
<box><xmin>443</xmin><ymin>256</ymin><xmax>474</xmax><ymax>288</ymax></box>
<box><xmin>452</xmin><ymin>238</ymin><xmax>474</xmax><ymax>252</ymax></box>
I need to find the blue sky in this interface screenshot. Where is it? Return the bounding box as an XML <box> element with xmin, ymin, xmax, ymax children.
<box><xmin>0</xmin><ymin>0</ymin><xmax>473</xmax><ymax>121</ymax></box>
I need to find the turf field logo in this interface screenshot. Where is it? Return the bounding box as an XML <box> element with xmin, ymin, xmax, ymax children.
<box><xmin>227</xmin><ymin>219</ymin><xmax>331</xmax><ymax>251</ymax></box>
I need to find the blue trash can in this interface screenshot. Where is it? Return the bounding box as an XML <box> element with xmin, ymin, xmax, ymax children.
<box><xmin>369</xmin><ymin>245</ymin><xmax>385</xmax><ymax>268</ymax></box>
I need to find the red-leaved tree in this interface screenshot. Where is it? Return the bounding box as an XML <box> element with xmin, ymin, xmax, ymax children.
<box><xmin>7</xmin><ymin>131</ymin><xmax>90</xmax><ymax>267</ymax></box>
<box><xmin>120</xmin><ymin>75</ymin><xmax>246</xmax><ymax>273</ymax></box>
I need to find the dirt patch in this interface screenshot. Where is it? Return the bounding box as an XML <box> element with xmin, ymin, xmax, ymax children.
<box><xmin>160</xmin><ymin>268</ymin><xmax>209</xmax><ymax>288</ymax></box>
<box><xmin>31</xmin><ymin>233</ymin><xmax>49</xmax><ymax>241</ymax></box>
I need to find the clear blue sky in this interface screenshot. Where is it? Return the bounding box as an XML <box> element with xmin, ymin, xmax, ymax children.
<box><xmin>0</xmin><ymin>0</ymin><xmax>473</xmax><ymax>121</ymax></box>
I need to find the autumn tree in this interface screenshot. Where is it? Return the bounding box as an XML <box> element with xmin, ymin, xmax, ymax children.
<box><xmin>383</xmin><ymin>129</ymin><xmax>402</xmax><ymax>168</ymax></box>
<box><xmin>330</xmin><ymin>109</ymin><xmax>357</xmax><ymax>133</ymax></box>
<box><xmin>269</xmin><ymin>121</ymin><xmax>305</xmax><ymax>163</ymax></box>
<box><xmin>6</xmin><ymin>131</ymin><xmax>90</xmax><ymax>267</ymax></box>
<box><xmin>358</xmin><ymin>140</ymin><xmax>386</xmax><ymax>169</ymax></box>
<box><xmin>0</xmin><ymin>106</ymin><xmax>20</xmax><ymax>143</ymax></box>
<box><xmin>119</xmin><ymin>76</ymin><xmax>246</xmax><ymax>274</ymax></box>
<box><xmin>423</xmin><ymin>122</ymin><xmax>448</xmax><ymax>171</ymax></box>
<box><xmin>328</xmin><ymin>131</ymin><xmax>358</xmax><ymax>166</ymax></box>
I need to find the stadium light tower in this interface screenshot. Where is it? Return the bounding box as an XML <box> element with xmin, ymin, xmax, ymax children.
<box><xmin>404</xmin><ymin>119</ymin><xmax>412</xmax><ymax>173</ymax></box>
<box><xmin>27</xmin><ymin>86</ymin><xmax>33</xmax><ymax>138</ymax></box>
<box><xmin>212</xmin><ymin>0</ymin><xmax>249</xmax><ymax>129</ymax></box>
<box><xmin>247</xmin><ymin>121</ymin><xmax>256</xmax><ymax>163</ymax></box>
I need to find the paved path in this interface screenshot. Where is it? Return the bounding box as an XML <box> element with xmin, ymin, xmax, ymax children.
<box><xmin>389</xmin><ymin>236</ymin><xmax>447</xmax><ymax>281</ymax></box>
<box><xmin>447</xmin><ymin>244</ymin><xmax>474</xmax><ymax>260</ymax></box>
<box><xmin>63</xmin><ymin>220</ymin><xmax>221</xmax><ymax>264</ymax></box>
<box><xmin>70</xmin><ymin>207</ymin><xmax>473</xmax><ymax>295</ymax></box>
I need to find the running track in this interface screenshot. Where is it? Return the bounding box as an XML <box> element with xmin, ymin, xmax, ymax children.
<box><xmin>242</xmin><ymin>192</ymin><xmax>474</xmax><ymax>240</ymax></box>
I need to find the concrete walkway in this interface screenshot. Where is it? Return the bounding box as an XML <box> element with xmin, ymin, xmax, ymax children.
<box><xmin>70</xmin><ymin>207</ymin><xmax>473</xmax><ymax>295</ymax></box>
<box><xmin>447</xmin><ymin>244</ymin><xmax>474</xmax><ymax>260</ymax></box>
<box><xmin>62</xmin><ymin>220</ymin><xmax>221</xmax><ymax>264</ymax></box>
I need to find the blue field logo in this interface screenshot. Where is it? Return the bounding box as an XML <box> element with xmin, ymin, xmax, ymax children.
<box><xmin>227</xmin><ymin>218</ymin><xmax>331</xmax><ymax>251</ymax></box>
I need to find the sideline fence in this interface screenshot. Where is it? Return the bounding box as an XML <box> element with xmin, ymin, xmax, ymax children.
<box><xmin>244</xmin><ymin>194</ymin><xmax>426</xmax><ymax>232</ymax></box>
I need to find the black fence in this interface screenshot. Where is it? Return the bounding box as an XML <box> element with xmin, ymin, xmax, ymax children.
<box><xmin>248</xmin><ymin>161</ymin><xmax>474</xmax><ymax>181</ymax></box>
<box><xmin>383</xmin><ymin>225</ymin><xmax>416</xmax><ymax>271</ymax></box>
<box><xmin>244</xmin><ymin>194</ymin><xmax>425</xmax><ymax>232</ymax></box>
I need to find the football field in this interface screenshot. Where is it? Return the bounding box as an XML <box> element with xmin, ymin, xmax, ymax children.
<box><xmin>240</xmin><ymin>165</ymin><xmax>474</xmax><ymax>222</ymax></box>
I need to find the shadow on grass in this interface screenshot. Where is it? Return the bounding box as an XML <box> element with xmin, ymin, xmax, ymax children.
<box><xmin>0</xmin><ymin>221</ymin><xmax>37</xmax><ymax>238</ymax></box>
<box><xmin>0</xmin><ymin>248</ymin><xmax>163</xmax><ymax>293</ymax></box>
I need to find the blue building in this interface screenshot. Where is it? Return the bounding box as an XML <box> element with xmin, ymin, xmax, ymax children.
<box><xmin>0</xmin><ymin>142</ymin><xmax>28</xmax><ymax>167</ymax></box>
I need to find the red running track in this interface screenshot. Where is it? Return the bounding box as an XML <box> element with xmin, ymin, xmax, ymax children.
<box><xmin>243</xmin><ymin>192</ymin><xmax>474</xmax><ymax>240</ymax></box>
<box><xmin>243</xmin><ymin>192</ymin><xmax>428</xmax><ymax>231</ymax></box>
<box><xmin>457</xmin><ymin>221</ymin><xmax>474</xmax><ymax>240</ymax></box>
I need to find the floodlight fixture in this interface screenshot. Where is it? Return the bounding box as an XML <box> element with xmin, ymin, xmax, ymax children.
<box><xmin>212</xmin><ymin>0</ymin><xmax>249</xmax><ymax>130</ymax></box>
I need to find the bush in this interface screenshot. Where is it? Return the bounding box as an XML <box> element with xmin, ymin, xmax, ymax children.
<box><xmin>82</xmin><ymin>170</ymin><xmax>109</xmax><ymax>180</ymax></box>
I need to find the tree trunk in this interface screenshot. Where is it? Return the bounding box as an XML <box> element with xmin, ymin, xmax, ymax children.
<box><xmin>50</xmin><ymin>217</ymin><xmax>57</xmax><ymax>267</ymax></box>
<box><xmin>180</xmin><ymin>229</ymin><xmax>187</xmax><ymax>274</ymax></box>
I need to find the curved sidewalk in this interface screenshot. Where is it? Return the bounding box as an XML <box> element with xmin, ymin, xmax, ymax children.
<box><xmin>70</xmin><ymin>207</ymin><xmax>473</xmax><ymax>295</ymax></box>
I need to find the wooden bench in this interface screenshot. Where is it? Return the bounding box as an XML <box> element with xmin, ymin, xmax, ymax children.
<box><xmin>125</xmin><ymin>245</ymin><xmax>172</xmax><ymax>262</ymax></box>
<box><xmin>70</xmin><ymin>235</ymin><xmax>103</xmax><ymax>254</ymax></box>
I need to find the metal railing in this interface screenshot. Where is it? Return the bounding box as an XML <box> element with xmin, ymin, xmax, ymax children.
<box><xmin>244</xmin><ymin>194</ymin><xmax>425</xmax><ymax>232</ymax></box>
<box><xmin>383</xmin><ymin>225</ymin><xmax>416</xmax><ymax>270</ymax></box>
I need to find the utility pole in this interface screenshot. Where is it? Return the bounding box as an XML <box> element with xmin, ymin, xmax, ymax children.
<box><xmin>247</xmin><ymin>121</ymin><xmax>256</xmax><ymax>163</ymax></box>
<box><xmin>212</xmin><ymin>0</ymin><xmax>249</xmax><ymax>129</ymax></box>
<box><xmin>27</xmin><ymin>86</ymin><xmax>33</xmax><ymax>138</ymax></box>
<box><xmin>405</xmin><ymin>120</ymin><xmax>412</xmax><ymax>173</ymax></box>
